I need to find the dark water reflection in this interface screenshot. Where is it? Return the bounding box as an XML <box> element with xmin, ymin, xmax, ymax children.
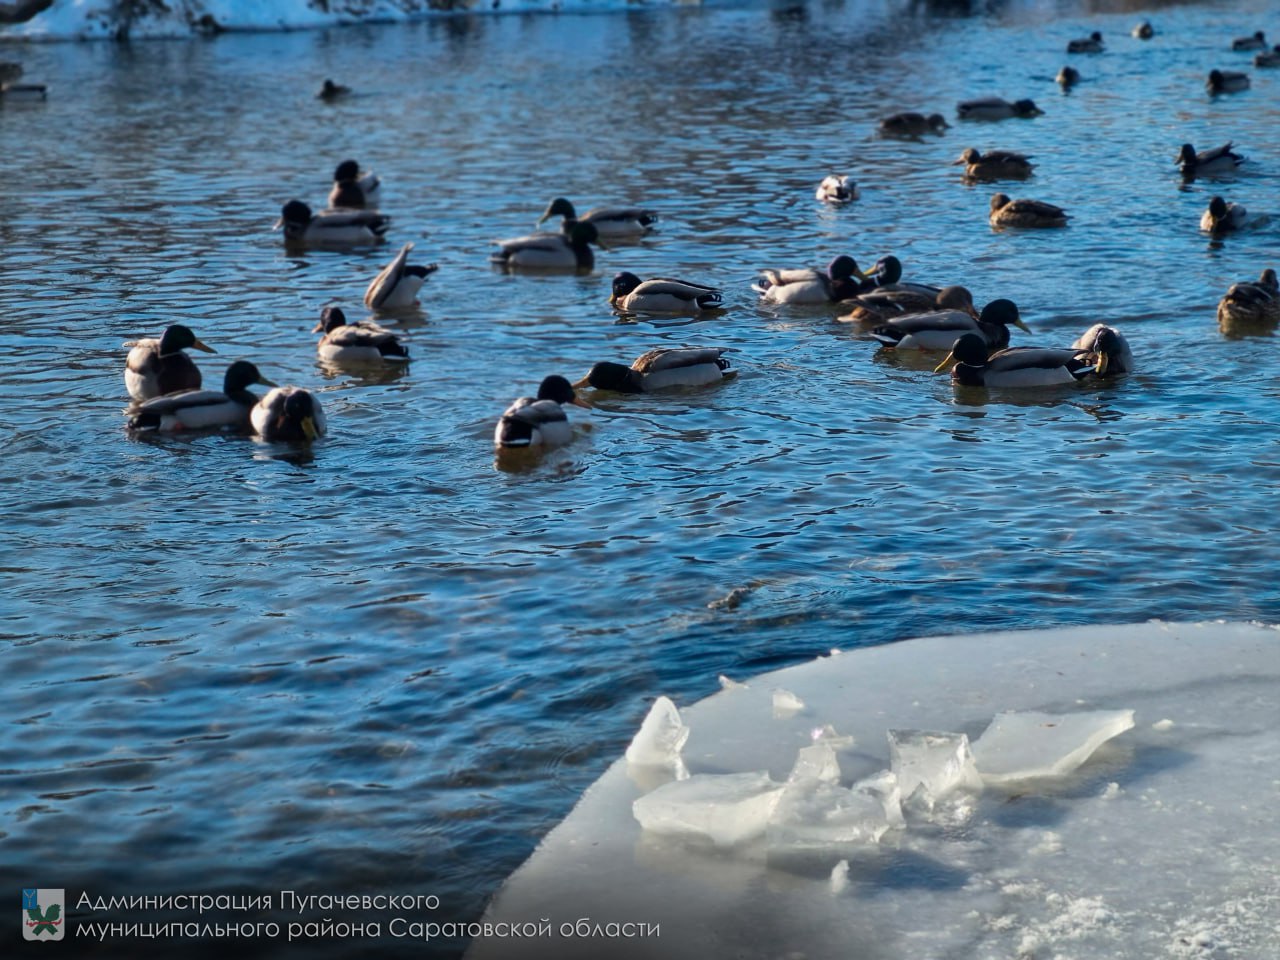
<box><xmin>3</xmin><ymin>0</ymin><xmax>1280</xmax><ymax>957</ymax></box>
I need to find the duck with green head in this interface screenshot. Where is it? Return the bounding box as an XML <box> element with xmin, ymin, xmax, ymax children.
<box><xmin>127</xmin><ymin>361</ymin><xmax>275</xmax><ymax>433</ymax></box>
<box><xmin>124</xmin><ymin>324</ymin><xmax>216</xmax><ymax>402</ymax></box>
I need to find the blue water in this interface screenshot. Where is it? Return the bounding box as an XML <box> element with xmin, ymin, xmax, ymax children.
<box><xmin>3</xmin><ymin>1</ymin><xmax>1280</xmax><ymax>956</ymax></box>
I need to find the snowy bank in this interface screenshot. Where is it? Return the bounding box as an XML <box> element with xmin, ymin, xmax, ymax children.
<box><xmin>0</xmin><ymin>0</ymin><xmax>706</xmax><ymax>40</ymax></box>
<box><xmin>467</xmin><ymin>621</ymin><xmax>1280</xmax><ymax>959</ymax></box>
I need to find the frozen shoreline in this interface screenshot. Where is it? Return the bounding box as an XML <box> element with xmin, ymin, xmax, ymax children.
<box><xmin>0</xmin><ymin>0</ymin><xmax>708</xmax><ymax>41</ymax></box>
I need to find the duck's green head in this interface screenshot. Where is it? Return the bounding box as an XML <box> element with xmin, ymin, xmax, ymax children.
<box><xmin>980</xmin><ymin>298</ymin><xmax>1030</xmax><ymax>334</ymax></box>
<box><xmin>224</xmin><ymin>361</ymin><xmax>276</xmax><ymax>394</ymax></box>
<box><xmin>574</xmin><ymin>362</ymin><xmax>643</xmax><ymax>394</ymax></box>
<box><xmin>313</xmin><ymin>305</ymin><xmax>348</xmax><ymax>334</ymax></box>
<box><xmin>538</xmin><ymin>375</ymin><xmax>590</xmax><ymax>408</ymax></box>
<box><xmin>538</xmin><ymin>197</ymin><xmax>577</xmax><ymax>225</ymax></box>
<box><xmin>160</xmin><ymin>324</ymin><xmax>216</xmax><ymax>355</ymax></box>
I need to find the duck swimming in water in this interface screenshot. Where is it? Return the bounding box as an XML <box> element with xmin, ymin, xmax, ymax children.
<box><xmin>878</xmin><ymin>112</ymin><xmax>949</xmax><ymax>138</ymax></box>
<box><xmin>935</xmin><ymin>334</ymin><xmax>1102</xmax><ymax>387</ymax></box>
<box><xmin>364</xmin><ymin>243</ymin><xmax>438</xmax><ymax>310</ymax></box>
<box><xmin>815</xmin><ymin>175</ymin><xmax>859</xmax><ymax>203</ymax></box>
<box><xmin>1231</xmin><ymin>30</ymin><xmax>1266</xmax><ymax>51</ymax></box>
<box><xmin>1217</xmin><ymin>268</ymin><xmax>1280</xmax><ymax>334</ymax></box>
<box><xmin>957</xmin><ymin>97</ymin><xmax>1043</xmax><ymax>121</ymax></box>
<box><xmin>252</xmin><ymin>387</ymin><xmax>327</xmax><ymax>442</ymax></box>
<box><xmin>327</xmin><ymin>159</ymin><xmax>380</xmax><ymax>208</ymax></box>
<box><xmin>493</xmin><ymin>375</ymin><xmax>589</xmax><ymax>451</ymax></box>
<box><xmin>839</xmin><ymin>285</ymin><xmax>979</xmax><ymax>325</ymax></box>
<box><xmin>610</xmin><ymin>273</ymin><xmax>724</xmax><ymax>314</ymax></box>
<box><xmin>491</xmin><ymin>221</ymin><xmax>600</xmax><ymax>270</ymax></box>
<box><xmin>313</xmin><ymin>306</ymin><xmax>410</xmax><ymax>364</ymax></box>
<box><xmin>1066</xmin><ymin>31</ymin><xmax>1105</xmax><ymax>53</ymax></box>
<box><xmin>871</xmin><ymin>298</ymin><xmax>1028</xmax><ymax>351</ymax></box>
<box><xmin>1200</xmin><ymin>196</ymin><xmax>1248</xmax><ymax>235</ymax></box>
<box><xmin>754</xmin><ymin>255</ymin><xmax>866</xmax><ymax>304</ymax></box>
<box><xmin>124</xmin><ymin>324</ymin><xmax>216</xmax><ymax>402</ymax></box>
<box><xmin>275</xmin><ymin>200</ymin><xmax>390</xmax><ymax>247</ymax></box>
<box><xmin>127</xmin><ymin>361</ymin><xmax>275</xmax><ymax>433</ymax></box>
<box><xmin>1070</xmin><ymin>324</ymin><xmax>1134</xmax><ymax>375</ymax></box>
<box><xmin>575</xmin><ymin>348</ymin><xmax>735</xmax><ymax>393</ymax></box>
<box><xmin>990</xmin><ymin>193</ymin><xmax>1069</xmax><ymax>228</ymax></box>
<box><xmin>537</xmin><ymin>197</ymin><xmax>657</xmax><ymax>239</ymax></box>
<box><xmin>954</xmin><ymin>147</ymin><xmax>1036</xmax><ymax>180</ymax></box>
<box><xmin>1177</xmin><ymin>142</ymin><xmax>1246</xmax><ymax>179</ymax></box>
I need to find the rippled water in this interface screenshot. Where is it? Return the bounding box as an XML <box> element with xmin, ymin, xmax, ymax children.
<box><xmin>3</xmin><ymin>1</ymin><xmax>1280</xmax><ymax>956</ymax></box>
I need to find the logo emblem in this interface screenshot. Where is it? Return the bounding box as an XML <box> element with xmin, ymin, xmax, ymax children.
<box><xmin>23</xmin><ymin>889</ymin><xmax>65</xmax><ymax>941</ymax></box>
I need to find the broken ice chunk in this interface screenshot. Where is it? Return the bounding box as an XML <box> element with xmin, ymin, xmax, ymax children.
<box><xmin>810</xmin><ymin>724</ymin><xmax>856</xmax><ymax>749</ymax></box>
<box><xmin>788</xmin><ymin>743</ymin><xmax>841</xmax><ymax>784</ymax></box>
<box><xmin>971</xmin><ymin>709</ymin><xmax>1136</xmax><ymax>786</ymax></box>
<box><xmin>853</xmin><ymin>769</ymin><xmax>905</xmax><ymax>827</ymax></box>
<box><xmin>718</xmin><ymin>675</ymin><xmax>748</xmax><ymax>691</ymax></box>
<box><xmin>625</xmin><ymin>696</ymin><xmax>690</xmax><ymax>776</ymax></box>
<box><xmin>767</xmin><ymin>777</ymin><xmax>894</xmax><ymax>848</ymax></box>
<box><xmin>633</xmin><ymin>772</ymin><xmax>785</xmax><ymax>847</ymax></box>
<box><xmin>887</xmin><ymin>729</ymin><xmax>983</xmax><ymax>809</ymax></box>
<box><xmin>773</xmin><ymin>688</ymin><xmax>805</xmax><ymax>718</ymax></box>
<box><xmin>830</xmin><ymin>860</ymin><xmax>850</xmax><ymax>894</ymax></box>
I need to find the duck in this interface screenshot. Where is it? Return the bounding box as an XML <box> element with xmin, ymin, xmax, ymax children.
<box><xmin>754</xmin><ymin>255</ymin><xmax>866</xmax><ymax>304</ymax></box>
<box><xmin>274</xmin><ymin>200</ymin><xmax>390</xmax><ymax>247</ymax></box>
<box><xmin>252</xmin><ymin>387</ymin><xmax>327</xmax><ymax>443</ymax></box>
<box><xmin>1255</xmin><ymin>45</ymin><xmax>1280</xmax><ymax>67</ymax></box>
<box><xmin>0</xmin><ymin>82</ymin><xmax>47</xmax><ymax>100</ymax></box>
<box><xmin>1206</xmin><ymin>69</ymin><xmax>1250</xmax><ymax>94</ymax></box>
<box><xmin>1177</xmin><ymin>142</ymin><xmax>1245</xmax><ymax>178</ymax></box>
<box><xmin>953</xmin><ymin>147</ymin><xmax>1035</xmax><ymax>180</ymax></box>
<box><xmin>1067</xmin><ymin>31</ymin><xmax>1105</xmax><ymax>53</ymax></box>
<box><xmin>990</xmin><ymin>193</ymin><xmax>1070</xmax><ymax>228</ymax></box>
<box><xmin>1217</xmin><ymin>269</ymin><xmax>1280</xmax><ymax>333</ymax></box>
<box><xmin>536</xmin><ymin>197</ymin><xmax>657</xmax><ymax>239</ymax></box>
<box><xmin>870</xmin><ymin>298</ymin><xmax>1029</xmax><ymax>351</ymax></box>
<box><xmin>956</xmin><ymin>97</ymin><xmax>1043</xmax><ymax>121</ymax></box>
<box><xmin>127</xmin><ymin>361</ymin><xmax>275</xmax><ymax>433</ymax></box>
<box><xmin>838</xmin><ymin>285</ymin><xmax>979</xmax><ymax>325</ymax></box>
<box><xmin>1132</xmin><ymin>21</ymin><xmax>1154</xmax><ymax>40</ymax></box>
<box><xmin>935</xmin><ymin>334</ymin><xmax>1101</xmax><ymax>387</ymax></box>
<box><xmin>318</xmin><ymin>79</ymin><xmax>351</xmax><ymax>101</ymax></box>
<box><xmin>313</xmin><ymin>306</ymin><xmax>410</xmax><ymax>364</ymax></box>
<box><xmin>816</xmin><ymin>175</ymin><xmax>858</xmax><ymax>203</ymax></box>
<box><xmin>1056</xmin><ymin>66</ymin><xmax>1081</xmax><ymax>89</ymax></box>
<box><xmin>124</xmin><ymin>324</ymin><xmax>217</xmax><ymax>402</ymax></box>
<box><xmin>1070</xmin><ymin>324</ymin><xmax>1134</xmax><ymax>375</ymax></box>
<box><xmin>493</xmin><ymin>375</ymin><xmax>588</xmax><ymax>451</ymax></box>
<box><xmin>1200</xmin><ymin>196</ymin><xmax>1248</xmax><ymax>234</ymax></box>
<box><xmin>1232</xmin><ymin>30</ymin><xmax>1266</xmax><ymax>51</ymax></box>
<box><xmin>490</xmin><ymin>220</ymin><xmax>600</xmax><ymax>270</ymax></box>
<box><xmin>364</xmin><ymin>243</ymin><xmax>438</xmax><ymax>310</ymax></box>
<box><xmin>877</xmin><ymin>112</ymin><xmax>949</xmax><ymax>138</ymax></box>
<box><xmin>610</xmin><ymin>273</ymin><xmax>724</xmax><ymax>313</ymax></box>
<box><xmin>328</xmin><ymin>159</ymin><xmax>380</xmax><ymax>208</ymax></box>
<box><xmin>574</xmin><ymin>348</ymin><xmax>735</xmax><ymax>393</ymax></box>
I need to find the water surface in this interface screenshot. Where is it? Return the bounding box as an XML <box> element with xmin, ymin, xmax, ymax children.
<box><xmin>3</xmin><ymin>1</ymin><xmax>1280</xmax><ymax>956</ymax></box>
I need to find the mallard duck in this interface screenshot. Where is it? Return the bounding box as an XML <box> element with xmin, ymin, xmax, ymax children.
<box><xmin>954</xmin><ymin>147</ymin><xmax>1035</xmax><ymax>180</ymax></box>
<box><xmin>364</xmin><ymin>243</ymin><xmax>438</xmax><ymax>310</ymax></box>
<box><xmin>124</xmin><ymin>324</ymin><xmax>217</xmax><ymax>402</ymax></box>
<box><xmin>574</xmin><ymin>348</ymin><xmax>735</xmax><ymax>393</ymax></box>
<box><xmin>1207</xmin><ymin>69</ymin><xmax>1250</xmax><ymax>94</ymax></box>
<box><xmin>1056</xmin><ymin>66</ymin><xmax>1081</xmax><ymax>89</ymax></box>
<box><xmin>318</xmin><ymin>79</ymin><xmax>351</xmax><ymax>101</ymax></box>
<box><xmin>990</xmin><ymin>193</ymin><xmax>1070</xmax><ymax>228</ymax></box>
<box><xmin>754</xmin><ymin>255</ymin><xmax>866</xmax><ymax>304</ymax></box>
<box><xmin>537</xmin><ymin>197</ymin><xmax>657</xmax><ymax>238</ymax></box>
<box><xmin>275</xmin><ymin>200</ymin><xmax>390</xmax><ymax>247</ymax></box>
<box><xmin>839</xmin><ymin>285</ymin><xmax>979</xmax><ymax>325</ymax></box>
<box><xmin>127</xmin><ymin>361</ymin><xmax>275</xmax><ymax>432</ymax></box>
<box><xmin>1254</xmin><ymin>45</ymin><xmax>1280</xmax><ymax>66</ymax></box>
<box><xmin>0</xmin><ymin>82</ymin><xmax>47</xmax><ymax>100</ymax></box>
<box><xmin>854</xmin><ymin>255</ymin><xmax>906</xmax><ymax>293</ymax></box>
<box><xmin>1067</xmin><ymin>31</ymin><xmax>1105</xmax><ymax>53</ymax></box>
<box><xmin>252</xmin><ymin>387</ymin><xmax>327</xmax><ymax>442</ymax></box>
<box><xmin>610</xmin><ymin>273</ymin><xmax>724</xmax><ymax>313</ymax></box>
<box><xmin>493</xmin><ymin>375</ymin><xmax>588</xmax><ymax>450</ymax></box>
<box><xmin>871</xmin><ymin>298</ymin><xmax>1029</xmax><ymax>351</ymax></box>
<box><xmin>1132</xmin><ymin>21</ymin><xmax>1154</xmax><ymax>40</ymax></box>
<box><xmin>957</xmin><ymin>97</ymin><xmax>1043</xmax><ymax>120</ymax></box>
<box><xmin>328</xmin><ymin>159</ymin><xmax>380</xmax><ymax>208</ymax></box>
<box><xmin>1232</xmin><ymin>30</ymin><xmax>1266</xmax><ymax>51</ymax></box>
<box><xmin>877</xmin><ymin>112</ymin><xmax>950</xmax><ymax>138</ymax></box>
<box><xmin>1217</xmin><ymin>269</ymin><xmax>1280</xmax><ymax>333</ymax></box>
<box><xmin>1177</xmin><ymin>142</ymin><xmax>1245</xmax><ymax>178</ymax></box>
<box><xmin>935</xmin><ymin>334</ymin><xmax>1100</xmax><ymax>387</ymax></box>
<box><xmin>490</xmin><ymin>221</ymin><xmax>600</xmax><ymax>270</ymax></box>
<box><xmin>816</xmin><ymin>175</ymin><xmax>858</xmax><ymax>203</ymax></box>
<box><xmin>1200</xmin><ymin>196</ymin><xmax>1248</xmax><ymax>234</ymax></box>
<box><xmin>313</xmin><ymin>306</ymin><xmax>409</xmax><ymax>364</ymax></box>
<box><xmin>1070</xmin><ymin>324</ymin><xmax>1134</xmax><ymax>375</ymax></box>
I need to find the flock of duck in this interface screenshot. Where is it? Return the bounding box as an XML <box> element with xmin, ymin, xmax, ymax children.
<box><xmin>119</xmin><ymin>18</ymin><xmax>1279</xmax><ymax>453</ymax></box>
